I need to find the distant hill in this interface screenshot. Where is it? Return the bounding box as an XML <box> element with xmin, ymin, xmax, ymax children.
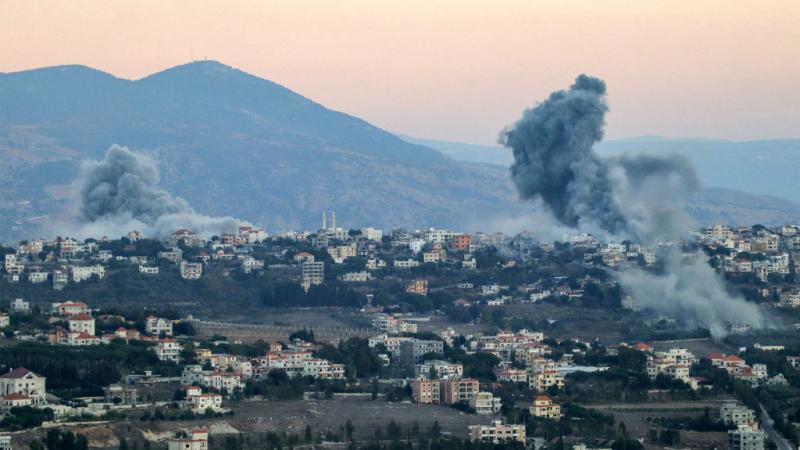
<box><xmin>0</xmin><ymin>61</ymin><xmax>520</xmax><ymax>240</ymax></box>
<box><xmin>400</xmin><ymin>135</ymin><xmax>800</xmax><ymax>227</ymax></box>
<box><xmin>0</xmin><ymin>61</ymin><xmax>797</xmax><ymax>242</ymax></box>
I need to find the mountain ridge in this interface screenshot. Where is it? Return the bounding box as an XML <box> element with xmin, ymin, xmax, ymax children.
<box><xmin>0</xmin><ymin>61</ymin><xmax>798</xmax><ymax>241</ymax></box>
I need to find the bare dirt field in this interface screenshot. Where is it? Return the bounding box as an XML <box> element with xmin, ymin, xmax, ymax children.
<box><xmin>587</xmin><ymin>399</ymin><xmax>732</xmax><ymax>450</ymax></box>
<box><xmin>649</xmin><ymin>338</ymin><xmax>733</xmax><ymax>356</ymax></box>
<box><xmin>12</xmin><ymin>397</ymin><xmax>490</xmax><ymax>449</ymax></box>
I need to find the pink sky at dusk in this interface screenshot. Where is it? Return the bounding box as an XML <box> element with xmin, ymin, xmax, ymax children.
<box><xmin>1</xmin><ymin>0</ymin><xmax>798</xmax><ymax>145</ymax></box>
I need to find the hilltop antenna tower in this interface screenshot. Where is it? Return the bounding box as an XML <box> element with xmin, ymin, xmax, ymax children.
<box><xmin>322</xmin><ymin>211</ymin><xmax>327</xmax><ymax>230</ymax></box>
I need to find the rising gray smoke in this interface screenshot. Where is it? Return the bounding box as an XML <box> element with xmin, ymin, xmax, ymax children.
<box><xmin>500</xmin><ymin>75</ymin><xmax>766</xmax><ymax>337</ymax></box>
<box><xmin>69</xmin><ymin>145</ymin><xmax>244</xmax><ymax>238</ymax></box>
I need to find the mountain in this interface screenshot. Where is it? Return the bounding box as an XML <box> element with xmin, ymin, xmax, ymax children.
<box><xmin>0</xmin><ymin>61</ymin><xmax>524</xmax><ymax>241</ymax></box>
<box><xmin>1</xmin><ymin>61</ymin><xmax>797</xmax><ymax>242</ymax></box>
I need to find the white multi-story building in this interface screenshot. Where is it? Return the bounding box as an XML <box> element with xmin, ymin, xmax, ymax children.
<box><xmin>301</xmin><ymin>261</ymin><xmax>325</xmax><ymax>289</ymax></box>
<box><xmin>68</xmin><ymin>314</ymin><xmax>95</xmax><ymax>336</ymax></box>
<box><xmin>241</xmin><ymin>257</ymin><xmax>264</xmax><ymax>274</ymax></box>
<box><xmin>154</xmin><ymin>339</ymin><xmax>183</xmax><ymax>362</ymax></box>
<box><xmin>339</xmin><ymin>271</ymin><xmax>372</xmax><ymax>282</ymax></box>
<box><xmin>167</xmin><ymin>428</ymin><xmax>208</xmax><ymax>450</ymax></box>
<box><xmin>361</xmin><ymin>228</ymin><xmax>383</xmax><ymax>242</ymax></box>
<box><xmin>720</xmin><ymin>402</ymin><xmax>757</xmax><ymax>427</ymax></box>
<box><xmin>728</xmin><ymin>424</ymin><xmax>764</xmax><ymax>450</ymax></box>
<box><xmin>71</xmin><ymin>265</ymin><xmax>105</xmax><ymax>282</ymax></box>
<box><xmin>470</xmin><ymin>391</ymin><xmax>502</xmax><ymax>414</ymax></box>
<box><xmin>10</xmin><ymin>298</ymin><xmax>30</xmax><ymax>314</ymax></box>
<box><xmin>415</xmin><ymin>360</ymin><xmax>464</xmax><ymax>380</ymax></box>
<box><xmin>393</xmin><ymin>259</ymin><xmax>420</xmax><ymax>269</ymax></box>
<box><xmin>52</xmin><ymin>301</ymin><xmax>89</xmax><ymax>316</ymax></box>
<box><xmin>528</xmin><ymin>358</ymin><xmax>564</xmax><ymax>392</ymax></box>
<box><xmin>139</xmin><ymin>265</ymin><xmax>160</xmax><ymax>275</ymax></box>
<box><xmin>0</xmin><ymin>368</ymin><xmax>46</xmax><ymax>405</ymax></box>
<box><xmin>468</xmin><ymin>421</ymin><xmax>525</xmax><ymax>444</ymax></box>
<box><xmin>146</xmin><ymin>316</ymin><xmax>174</xmax><ymax>336</ymax></box>
<box><xmin>531</xmin><ymin>395</ymin><xmax>562</xmax><ymax>419</ymax></box>
<box><xmin>180</xmin><ymin>261</ymin><xmax>203</xmax><ymax>280</ymax></box>
<box><xmin>185</xmin><ymin>386</ymin><xmax>223</xmax><ymax>413</ymax></box>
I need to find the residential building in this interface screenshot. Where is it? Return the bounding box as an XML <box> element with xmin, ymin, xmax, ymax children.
<box><xmin>339</xmin><ymin>271</ymin><xmax>371</xmax><ymax>282</ymax></box>
<box><xmin>399</xmin><ymin>339</ymin><xmax>443</xmax><ymax>365</ymax></box>
<box><xmin>1</xmin><ymin>393</ymin><xmax>33</xmax><ymax>411</ymax></box>
<box><xmin>104</xmin><ymin>384</ymin><xmax>138</xmax><ymax>405</ymax></box>
<box><xmin>154</xmin><ymin>339</ymin><xmax>183</xmax><ymax>362</ymax></box>
<box><xmin>470</xmin><ymin>391</ymin><xmax>502</xmax><ymax>414</ymax></box>
<box><xmin>0</xmin><ymin>368</ymin><xmax>46</xmax><ymax>405</ymax></box>
<box><xmin>185</xmin><ymin>386</ymin><xmax>223</xmax><ymax>413</ymax></box>
<box><xmin>361</xmin><ymin>228</ymin><xmax>383</xmax><ymax>242</ymax></box>
<box><xmin>52</xmin><ymin>301</ymin><xmax>89</xmax><ymax>316</ymax></box>
<box><xmin>531</xmin><ymin>395</ymin><xmax>561</xmax><ymax>419</ymax></box>
<box><xmin>451</xmin><ymin>234</ymin><xmax>471</xmax><ymax>250</ymax></box>
<box><xmin>405</xmin><ymin>279</ymin><xmax>428</xmax><ymax>296</ymax></box>
<box><xmin>0</xmin><ymin>434</ymin><xmax>10</xmax><ymax>450</ymax></box>
<box><xmin>528</xmin><ymin>358</ymin><xmax>565</xmax><ymax>392</ymax></box>
<box><xmin>720</xmin><ymin>402</ymin><xmax>757</xmax><ymax>428</ymax></box>
<box><xmin>139</xmin><ymin>265</ymin><xmax>160</xmax><ymax>275</ymax></box>
<box><xmin>67</xmin><ymin>314</ymin><xmax>95</xmax><ymax>336</ymax></box>
<box><xmin>52</xmin><ymin>269</ymin><xmax>69</xmax><ymax>290</ymax></box>
<box><xmin>728</xmin><ymin>424</ymin><xmax>764</xmax><ymax>450</ymax></box>
<box><xmin>10</xmin><ymin>299</ymin><xmax>29</xmax><ymax>314</ymax></box>
<box><xmin>468</xmin><ymin>421</ymin><xmax>526</xmax><ymax>444</ymax></box>
<box><xmin>393</xmin><ymin>259</ymin><xmax>420</xmax><ymax>269</ymax></box>
<box><xmin>146</xmin><ymin>316</ymin><xmax>174</xmax><ymax>336</ymax></box>
<box><xmin>167</xmin><ymin>428</ymin><xmax>209</xmax><ymax>450</ymax></box>
<box><xmin>71</xmin><ymin>265</ymin><xmax>105</xmax><ymax>282</ymax></box>
<box><xmin>411</xmin><ymin>380</ymin><xmax>441</xmax><ymax>404</ymax></box>
<box><xmin>415</xmin><ymin>360</ymin><xmax>464</xmax><ymax>380</ymax></box>
<box><xmin>180</xmin><ymin>261</ymin><xmax>203</xmax><ymax>280</ymax></box>
<box><xmin>301</xmin><ymin>261</ymin><xmax>325</xmax><ymax>289</ymax></box>
<box><xmin>0</xmin><ymin>314</ymin><xmax>9</xmax><ymax>328</ymax></box>
<box><xmin>441</xmin><ymin>378</ymin><xmax>480</xmax><ymax>404</ymax></box>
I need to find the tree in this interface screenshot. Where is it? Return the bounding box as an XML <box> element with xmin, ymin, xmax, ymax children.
<box><xmin>345</xmin><ymin>420</ymin><xmax>355</xmax><ymax>441</ymax></box>
<box><xmin>387</xmin><ymin>421</ymin><xmax>402</xmax><ymax>441</ymax></box>
<box><xmin>429</xmin><ymin>421</ymin><xmax>442</xmax><ymax>439</ymax></box>
<box><xmin>371</xmin><ymin>381</ymin><xmax>379</xmax><ymax>400</ymax></box>
<box><xmin>304</xmin><ymin>425</ymin><xmax>313</xmax><ymax>442</ymax></box>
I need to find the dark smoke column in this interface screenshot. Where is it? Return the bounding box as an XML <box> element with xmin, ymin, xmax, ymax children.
<box><xmin>500</xmin><ymin>74</ymin><xmax>627</xmax><ymax>234</ymax></box>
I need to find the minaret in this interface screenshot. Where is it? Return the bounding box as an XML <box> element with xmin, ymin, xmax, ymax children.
<box><xmin>332</xmin><ymin>211</ymin><xmax>336</xmax><ymax>230</ymax></box>
<box><xmin>322</xmin><ymin>211</ymin><xmax>327</xmax><ymax>230</ymax></box>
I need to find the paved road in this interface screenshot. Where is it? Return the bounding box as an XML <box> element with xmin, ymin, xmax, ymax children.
<box><xmin>760</xmin><ymin>404</ymin><xmax>794</xmax><ymax>450</ymax></box>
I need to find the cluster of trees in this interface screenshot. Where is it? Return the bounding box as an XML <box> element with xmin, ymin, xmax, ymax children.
<box><xmin>242</xmin><ymin>370</ymin><xmax>308</xmax><ymax>400</ymax></box>
<box><xmin>29</xmin><ymin>430</ymin><xmax>88</xmax><ymax>450</ymax></box>
<box><xmin>259</xmin><ymin>281</ymin><xmax>362</xmax><ymax>308</ymax></box>
<box><xmin>646</xmin><ymin>408</ymin><xmax>727</xmax><ymax>432</ymax></box>
<box><xmin>0</xmin><ymin>406</ymin><xmax>54</xmax><ymax>430</ymax></box>
<box><xmin>314</xmin><ymin>337</ymin><xmax>383</xmax><ymax>378</ymax></box>
<box><xmin>0</xmin><ymin>341</ymin><xmax>180</xmax><ymax>397</ymax></box>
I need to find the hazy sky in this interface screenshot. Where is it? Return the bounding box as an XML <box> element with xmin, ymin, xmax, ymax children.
<box><xmin>2</xmin><ymin>0</ymin><xmax>798</xmax><ymax>144</ymax></box>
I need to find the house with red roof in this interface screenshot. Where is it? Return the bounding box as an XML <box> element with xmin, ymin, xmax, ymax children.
<box><xmin>0</xmin><ymin>368</ymin><xmax>46</xmax><ymax>405</ymax></box>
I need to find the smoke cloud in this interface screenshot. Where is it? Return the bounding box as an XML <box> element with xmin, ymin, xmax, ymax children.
<box><xmin>500</xmin><ymin>74</ymin><xmax>766</xmax><ymax>337</ymax></box>
<box><xmin>66</xmin><ymin>145</ymin><xmax>244</xmax><ymax>239</ymax></box>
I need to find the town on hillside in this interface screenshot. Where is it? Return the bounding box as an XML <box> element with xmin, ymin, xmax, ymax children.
<box><xmin>1</xmin><ymin>217</ymin><xmax>800</xmax><ymax>450</ymax></box>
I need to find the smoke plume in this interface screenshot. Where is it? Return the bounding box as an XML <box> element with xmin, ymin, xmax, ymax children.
<box><xmin>67</xmin><ymin>145</ymin><xmax>244</xmax><ymax>238</ymax></box>
<box><xmin>500</xmin><ymin>75</ymin><xmax>766</xmax><ymax>337</ymax></box>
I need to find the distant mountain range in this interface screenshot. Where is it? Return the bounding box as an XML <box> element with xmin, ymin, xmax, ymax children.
<box><xmin>402</xmin><ymin>135</ymin><xmax>800</xmax><ymax>203</ymax></box>
<box><xmin>1</xmin><ymin>61</ymin><xmax>798</xmax><ymax>242</ymax></box>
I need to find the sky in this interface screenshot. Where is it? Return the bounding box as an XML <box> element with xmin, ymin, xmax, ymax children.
<box><xmin>1</xmin><ymin>0</ymin><xmax>798</xmax><ymax>145</ymax></box>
